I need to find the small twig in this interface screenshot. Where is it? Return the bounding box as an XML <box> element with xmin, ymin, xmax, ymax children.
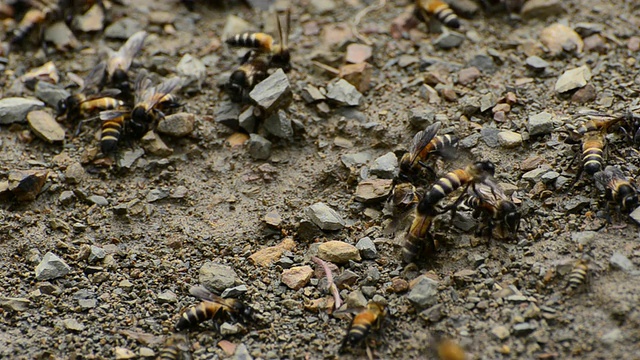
<box><xmin>311</xmin><ymin>60</ymin><xmax>340</xmax><ymax>75</ymax></box>
<box><xmin>351</xmin><ymin>0</ymin><xmax>386</xmax><ymax>45</ymax></box>
<box><xmin>311</xmin><ymin>256</ymin><xmax>342</xmax><ymax>309</ymax></box>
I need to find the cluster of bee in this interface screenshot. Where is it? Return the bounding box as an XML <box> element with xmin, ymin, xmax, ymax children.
<box><xmin>570</xmin><ymin>113</ymin><xmax>639</xmax><ymax>223</ymax></box>
<box><xmin>1</xmin><ymin>0</ymin><xmax>102</xmax><ymax>49</ymax></box>
<box><xmin>223</xmin><ymin>11</ymin><xmax>291</xmax><ymax>104</ymax></box>
<box><xmin>387</xmin><ymin>122</ymin><xmax>521</xmax><ymax>264</ymax></box>
<box><xmin>55</xmin><ymin>30</ymin><xmax>184</xmax><ymax>155</ymax></box>
<box><xmin>159</xmin><ymin>285</ymin><xmax>253</xmax><ymax>359</ymax></box>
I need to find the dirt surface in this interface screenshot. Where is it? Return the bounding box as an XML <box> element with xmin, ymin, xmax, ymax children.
<box><xmin>1</xmin><ymin>0</ymin><xmax>640</xmax><ymax>359</ymax></box>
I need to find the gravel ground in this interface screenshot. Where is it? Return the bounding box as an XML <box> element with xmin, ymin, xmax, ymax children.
<box><xmin>1</xmin><ymin>0</ymin><xmax>640</xmax><ymax>359</ymax></box>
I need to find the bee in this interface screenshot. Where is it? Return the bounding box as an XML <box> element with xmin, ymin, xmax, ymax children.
<box><xmin>402</xmin><ymin>208</ymin><xmax>435</xmax><ymax>263</ymax></box>
<box><xmin>437</xmin><ymin>338</ymin><xmax>466</xmax><ymax>360</ymax></box>
<box><xmin>570</xmin><ymin>113</ymin><xmax>624</xmax><ymax>179</ymax></box>
<box><xmin>594</xmin><ymin>166</ymin><xmax>639</xmax><ymax>217</ymax></box>
<box><xmin>159</xmin><ymin>333</ymin><xmax>191</xmax><ymax>360</ymax></box>
<box><xmin>57</xmin><ymin>61</ymin><xmax>124</xmax><ymax>122</ymax></box>
<box><xmin>99</xmin><ymin>110</ymin><xmax>130</xmax><ymax>154</ymax></box>
<box><xmin>566</xmin><ymin>258</ymin><xmax>589</xmax><ymax>292</ymax></box>
<box><xmin>338</xmin><ymin>302</ymin><xmax>387</xmax><ymax>353</ymax></box>
<box><xmin>463</xmin><ymin>180</ymin><xmax>520</xmax><ymax>239</ymax></box>
<box><xmin>175</xmin><ymin>285</ymin><xmax>252</xmax><ymax>332</ymax></box>
<box><xmin>420</xmin><ymin>161</ymin><xmax>496</xmax><ymax>212</ymax></box>
<box><xmin>398</xmin><ymin>122</ymin><xmax>459</xmax><ymax>184</ymax></box>
<box><xmin>225</xmin><ymin>55</ymin><xmax>269</xmax><ymax>103</ymax></box>
<box><xmin>10</xmin><ymin>1</ymin><xmax>56</xmax><ymax>45</ymax></box>
<box><xmin>225</xmin><ymin>10</ymin><xmax>291</xmax><ymax>71</ymax></box>
<box><xmin>415</xmin><ymin>0</ymin><xmax>461</xmax><ymax>30</ymax></box>
<box><xmin>104</xmin><ymin>30</ymin><xmax>148</xmax><ymax>97</ymax></box>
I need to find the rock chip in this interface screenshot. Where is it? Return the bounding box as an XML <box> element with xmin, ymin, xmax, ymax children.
<box><xmin>232</xmin><ymin>343</ymin><xmax>253</xmax><ymax>360</ymax></box>
<box><xmin>63</xmin><ymin>318</ymin><xmax>85</xmax><ymax>331</ymax></box>
<box><xmin>571</xmin><ymin>84</ymin><xmax>596</xmax><ymax>104</ymax></box>
<box><xmin>407</xmin><ymin>276</ymin><xmax>438</xmax><ymax>308</ymax></box>
<box><xmin>345</xmin><ymin>290</ymin><xmax>368</xmax><ymax>309</ymax></box>
<box><xmin>157</xmin><ymin>290</ymin><xmax>177</xmax><ymax>303</ymax></box>
<box><xmin>157</xmin><ymin>113</ymin><xmax>195</xmax><ymax>137</ymax></box>
<box><xmin>35</xmin><ymin>252</ymin><xmax>71</xmax><ymax>280</ymax></box>
<box><xmin>7</xmin><ymin>170</ymin><xmax>48</xmax><ymax>202</ymax></box>
<box><xmin>141</xmin><ymin>131</ymin><xmax>173</xmax><ymax>157</ymax></box>
<box><xmin>105</xmin><ymin>18</ymin><xmax>145</xmax><ymax>40</ymax></box>
<box><xmin>215</xmin><ymin>101</ymin><xmax>241</xmax><ymax>130</ymax></box>
<box><xmin>540</xmin><ymin>23</ymin><xmax>583</xmax><ymax>56</ymax></box>
<box><xmin>249</xmin><ymin>69</ymin><xmax>292</xmax><ymax>114</ymax></box>
<box><xmin>73</xmin><ymin>4</ymin><xmax>104</xmax><ymax>32</ymax></box>
<box><xmin>497</xmin><ymin>131</ymin><xmax>522</xmax><ymax>148</ymax></box>
<box><xmin>340</xmin><ymin>62</ymin><xmax>374</xmax><ymax>93</ymax></box>
<box><xmin>610</xmin><ymin>253</ymin><xmax>635</xmax><ymax>272</ymax></box>
<box><xmin>311</xmin><ymin>0</ymin><xmax>336</xmax><ymax>14</ymax></box>
<box><xmin>355</xmin><ymin>237</ymin><xmax>377</xmax><ymax>259</ymax></box>
<box><xmin>281</xmin><ymin>266</ymin><xmax>313</xmax><ymax>290</ymax></box>
<box><xmin>301</xmin><ymin>85</ymin><xmax>326</xmax><ymax>104</ymax></box>
<box><xmin>35</xmin><ymin>81</ymin><xmax>70</xmax><ymax>108</ymax></box>
<box><xmin>317</xmin><ymin>241</ymin><xmax>361</xmax><ymax>264</ymax></box>
<box><xmin>521</xmin><ymin>0</ymin><xmax>564</xmax><ymax>19</ymax></box>
<box><xmin>247</xmin><ymin>134</ymin><xmax>272</xmax><ymax>160</ymax></box>
<box><xmin>433</xmin><ymin>31</ymin><xmax>465</xmax><ymax>49</ymax></box>
<box><xmin>115</xmin><ymin>347</ymin><xmax>136</xmax><ymax>360</ymax></box>
<box><xmin>370</xmin><ymin>152</ymin><xmax>398</xmax><ymax>179</ymax></box>
<box><xmin>458</xmin><ymin>67</ymin><xmax>481</xmax><ymax>85</ymax></box>
<box><xmin>249</xmin><ymin>238</ymin><xmax>296</xmax><ymax>267</ymax></box>
<box><xmin>492</xmin><ymin>325</ymin><xmax>510</xmax><ymax>340</ymax></box>
<box><xmin>528</xmin><ymin>112</ymin><xmax>554</xmax><ymax>136</ymax></box>
<box><xmin>326</xmin><ymin>79</ymin><xmax>363</xmax><ymax>107</ymax></box>
<box><xmin>64</xmin><ymin>162</ymin><xmax>85</xmax><ymax>184</ymax></box>
<box><xmin>88</xmin><ymin>245</ymin><xmax>106</xmax><ymax>264</ymax></box>
<box><xmin>238</xmin><ymin>107</ymin><xmax>258</xmax><ymax>133</ymax></box>
<box><xmin>0</xmin><ymin>97</ymin><xmax>45</xmax><ymax>124</ymax></box>
<box><xmin>177</xmin><ymin>54</ymin><xmax>206</xmax><ymax>91</ymax></box>
<box><xmin>409</xmin><ymin>107</ymin><xmax>436</xmax><ymax>128</ymax></box>
<box><xmin>44</xmin><ymin>22</ymin><xmax>78</xmax><ymax>50</ymax></box>
<box><xmin>346</xmin><ymin>43</ymin><xmax>372</xmax><ymax>64</ymax></box>
<box><xmin>306</xmin><ymin>202</ymin><xmax>345</xmax><ymax>231</ymax></box>
<box><xmin>354</xmin><ymin>179</ymin><xmax>393</xmax><ymax>203</ymax></box>
<box><xmin>264</xmin><ymin>110</ymin><xmax>293</xmax><ymax>140</ymax></box>
<box><xmin>199</xmin><ymin>262</ymin><xmax>238</xmax><ymax>293</ymax></box>
<box><xmin>117</xmin><ymin>148</ymin><xmax>144</xmax><ymax>169</ymax></box>
<box><xmin>27</xmin><ymin>110</ymin><xmax>65</xmax><ymax>143</ymax></box>
<box><xmin>220</xmin><ymin>322</ymin><xmax>243</xmax><ymax>336</ymax></box>
<box><xmin>555</xmin><ymin>65</ymin><xmax>591</xmax><ymax>93</ymax></box>
<box><xmin>0</xmin><ymin>297</ymin><xmax>30</xmax><ymax>312</ymax></box>
<box><xmin>341</xmin><ymin>152</ymin><xmax>372</xmax><ymax>168</ymax></box>
<box><xmin>525</xmin><ymin>56</ymin><xmax>550</xmax><ymax>71</ymax></box>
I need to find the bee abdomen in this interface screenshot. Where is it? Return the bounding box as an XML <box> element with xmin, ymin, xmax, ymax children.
<box><xmin>567</xmin><ymin>264</ymin><xmax>588</xmax><ymax>290</ymax></box>
<box><xmin>428</xmin><ymin>170</ymin><xmax>466</xmax><ymax>203</ymax></box>
<box><xmin>81</xmin><ymin>98</ymin><xmax>123</xmax><ymax>114</ymax></box>
<box><xmin>426</xmin><ymin>0</ymin><xmax>460</xmax><ymax>29</ymax></box>
<box><xmin>158</xmin><ymin>346</ymin><xmax>180</xmax><ymax>360</ymax></box>
<box><xmin>101</xmin><ymin>120</ymin><xmax>124</xmax><ymax>154</ymax></box>
<box><xmin>582</xmin><ymin>148</ymin><xmax>603</xmax><ymax>175</ymax></box>
<box><xmin>175</xmin><ymin>302</ymin><xmax>220</xmax><ymax>331</ymax></box>
<box><xmin>226</xmin><ymin>33</ymin><xmax>273</xmax><ymax>51</ymax></box>
<box><xmin>403</xmin><ymin>215</ymin><xmax>433</xmax><ymax>263</ymax></box>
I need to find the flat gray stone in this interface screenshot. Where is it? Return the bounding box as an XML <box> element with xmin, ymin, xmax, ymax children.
<box><xmin>0</xmin><ymin>97</ymin><xmax>45</xmax><ymax>124</ymax></box>
<box><xmin>221</xmin><ymin>285</ymin><xmax>248</xmax><ymax>298</ymax></box>
<box><xmin>355</xmin><ymin>237</ymin><xmax>377</xmax><ymax>259</ymax></box>
<box><xmin>528</xmin><ymin>111</ymin><xmax>554</xmax><ymax>136</ymax></box>
<box><xmin>264</xmin><ymin>110</ymin><xmax>293</xmax><ymax>140</ymax></box>
<box><xmin>157</xmin><ymin>113</ymin><xmax>195</xmax><ymax>137</ymax></box>
<box><xmin>326</xmin><ymin>79</ymin><xmax>363</xmax><ymax>107</ymax></box>
<box><xmin>177</xmin><ymin>54</ymin><xmax>206</xmax><ymax>91</ymax></box>
<box><xmin>341</xmin><ymin>152</ymin><xmax>372</xmax><ymax>168</ymax></box>
<box><xmin>199</xmin><ymin>262</ymin><xmax>238</xmax><ymax>293</ymax></box>
<box><xmin>369</xmin><ymin>152</ymin><xmax>398</xmax><ymax>179</ymax></box>
<box><xmin>407</xmin><ymin>276</ymin><xmax>438</xmax><ymax>308</ymax></box>
<box><xmin>409</xmin><ymin>107</ymin><xmax>435</xmax><ymax>128</ymax></box>
<box><xmin>27</xmin><ymin>110</ymin><xmax>65</xmax><ymax>143</ymax></box>
<box><xmin>305</xmin><ymin>202</ymin><xmax>345</xmax><ymax>231</ymax></box>
<box><xmin>88</xmin><ymin>245</ymin><xmax>106</xmax><ymax>264</ymax></box>
<box><xmin>104</xmin><ymin>18</ymin><xmax>145</xmax><ymax>40</ymax></box>
<box><xmin>433</xmin><ymin>31</ymin><xmax>465</xmax><ymax>49</ymax></box>
<box><xmin>35</xmin><ymin>81</ymin><xmax>70</xmax><ymax>108</ymax></box>
<box><xmin>247</xmin><ymin>134</ymin><xmax>272</xmax><ymax>160</ymax></box>
<box><xmin>610</xmin><ymin>253</ymin><xmax>635</xmax><ymax>272</ymax></box>
<box><xmin>35</xmin><ymin>252</ymin><xmax>71</xmax><ymax>280</ymax></box>
<box><xmin>525</xmin><ymin>56</ymin><xmax>550</xmax><ymax>71</ymax></box>
<box><xmin>555</xmin><ymin>65</ymin><xmax>591</xmax><ymax>93</ymax></box>
<box><xmin>249</xmin><ymin>69</ymin><xmax>292</xmax><ymax>114</ymax></box>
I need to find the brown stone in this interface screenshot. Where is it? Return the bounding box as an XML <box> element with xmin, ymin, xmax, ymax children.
<box><xmin>281</xmin><ymin>265</ymin><xmax>313</xmax><ymax>290</ymax></box>
<box><xmin>249</xmin><ymin>238</ymin><xmax>296</xmax><ymax>267</ymax></box>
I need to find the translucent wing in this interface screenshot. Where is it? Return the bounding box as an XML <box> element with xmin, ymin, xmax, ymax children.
<box><xmin>107</xmin><ymin>30</ymin><xmax>147</xmax><ymax>77</ymax></box>
<box><xmin>100</xmin><ymin>109</ymin><xmax>129</xmax><ymax>121</ymax></box>
<box><xmin>139</xmin><ymin>76</ymin><xmax>182</xmax><ymax>111</ymax></box>
<box><xmin>189</xmin><ymin>285</ymin><xmax>226</xmax><ymax>303</ymax></box>
<box><xmin>470</xmin><ymin>180</ymin><xmax>508</xmax><ymax>209</ymax></box>
<box><xmin>81</xmin><ymin>61</ymin><xmax>107</xmax><ymax>93</ymax></box>
<box><xmin>408</xmin><ymin>122</ymin><xmax>441</xmax><ymax>166</ymax></box>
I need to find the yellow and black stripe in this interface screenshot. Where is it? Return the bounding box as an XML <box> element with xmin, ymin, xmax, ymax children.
<box><xmin>417</xmin><ymin>0</ymin><xmax>461</xmax><ymax>29</ymax></box>
<box><xmin>226</xmin><ymin>59</ymin><xmax>269</xmax><ymax>103</ymax></box>
<box><xmin>101</xmin><ymin>113</ymin><xmax>128</xmax><ymax>154</ymax></box>
<box><xmin>422</xmin><ymin>161</ymin><xmax>495</xmax><ymax>209</ymax></box>
<box><xmin>12</xmin><ymin>8</ymin><xmax>47</xmax><ymax>44</ymax></box>
<box><xmin>567</xmin><ymin>260</ymin><xmax>588</xmax><ymax>291</ymax></box>
<box><xmin>402</xmin><ymin>212</ymin><xmax>435</xmax><ymax>263</ymax></box>
<box><xmin>581</xmin><ymin>133</ymin><xmax>604</xmax><ymax>175</ymax></box>
<box><xmin>610</xmin><ymin>179</ymin><xmax>638</xmax><ymax>212</ymax></box>
<box><xmin>340</xmin><ymin>302</ymin><xmax>386</xmax><ymax>352</ymax></box>
<box><xmin>175</xmin><ymin>301</ymin><xmax>227</xmax><ymax>331</ymax></box>
<box><xmin>226</xmin><ymin>33</ymin><xmax>274</xmax><ymax>52</ymax></box>
<box><xmin>80</xmin><ymin>97</ymin><xmax>123</xmax><ymax>114</ymax></box>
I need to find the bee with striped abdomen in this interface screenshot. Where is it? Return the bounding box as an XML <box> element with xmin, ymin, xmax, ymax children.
<box><xmin>99</xmin><ymin>109</ymin><xmax>129</xmax><ymax>154</ymax></box>
<box><xmin>225</xmin><ymin>55</ymin><xmax>269</xmax><ymax>103</ymax></box>
<box><xmin>9</xmin><ymin>0</ymin><xmax>58</xmax><ymax>45</ymax></box>
<box><xmin>175</xmin><ymin>285</ymin><xmax>252</xmax><ymax>332</ymax></box>
<box><xmin>398</xmin><ymin>122</ymin><xmax>458</xmax><ymax>184</ymax></box>
<box><xmin>57</xmin><ymin>61</ymin><xmax>123</xmax><ymax>122</ymax></box>
<box><xmin>415</xmin><ymin>0</ymin><xmax>461</xmax><ymax>30</ymax></box>
<box><xmin>463</xmin><ymin>180</ymin><xmax>520</xmax><ymax>240</ymax></box>
<box><xmin>566</xmin><ymin>258</ymin><xmax>589</xmax><ymax>292</ymax></box>
<box><xmin>104</xmin><ymin>30</ymin><xmax>148</xmax><ymax>97</ymax></box>
<box><xmin>159</xmin><ymin>333</ymin><xmax>191</xmax><ymax>360</ymax></box>
<box><xmin>338</xmin><ymin>302</ymin><xmax>387</xmax><ymax>354</ymax></box>
<box><xmin>594</xmin><ymin>166</ymin><xmax>639</xmax><ymax>220</ymax></box>
<box><xmin>225</xmin><ymin>10</ymin><xmax>291</xmax><ymax>71</ymax></box>
<box><xmin>402</xmin><ymin>207</ymin><xmax>435</xmax><ymax>263</ymax></box>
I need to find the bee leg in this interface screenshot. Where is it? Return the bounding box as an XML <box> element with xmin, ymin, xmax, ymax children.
<box><xmin>568</xmin><ymin>165</ymin><xmax>584</xmax><ymax>189</ymax></box>
<box><xmin>240</xmin><ymin>50</ymin><xmax>253</xmax><ymax>65</ymax></box>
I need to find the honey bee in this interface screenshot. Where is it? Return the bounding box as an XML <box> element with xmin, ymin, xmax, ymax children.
<box><xmin>570</xmin><ymin>113</ymin><xmax>624</xmax><ymax>179</ymax></box>
<box><xmin>402</xmin><ymin>208</ymin><xmax>435</xmax><ymax>263</ymax></box>
<box><xmin>437</xmin><ymin>338</ymin><xmax>466</xmax><ymax>360</ymax></box>
<box><xmin>225</xmin><ymin>55</ymin><xmax>269</xmax><ymax>103</ymax></box>
<box><xmin>398</xmin><ymin>122</ymin><xmax>459</xmax><ymax>184</ymax></box>
<box><xmin>99</xmin><ymin>109</ymin><xmax>129</xmax><ymax>154</ymax></box>
<box><xmin>594</xmin><ymin>166</ymin><xmax>639</xmax><ymax>217</ymax></box>
<box><xmin>159</xmin><ymin>333</ymin><xmax>191</xmax><ymax>360</ymax></box>
<box><xmin>566</xmin><ymin>258</ymin><xmax>589</xmax><ymax>292</ymax></box>
<box><xmin>225</xmin><ymin>10</ymin><xmax>291</xmax><ymax>71</ymax></box>
<box><xmin>415</xmin><ymin>0</ymin><xmax>461</xmax><ymax>30</ymax></box>
<box><xmin>421</xmin><ymin>161</ymin><xmax>496</xmax><ymax>212</ymax></box>
<box><xmin>57</xmin><ymin>61</ymin><xmax>123</xmax><ymax>122</ymax></box>
<box><xmin>463</xmin><ymin>180</ymin><xmax>520</xmax><ymax>239</ymax></box>
<box><xmin>104</xmin><ymin>30</ymin><xmax>148</xmax><ymax>96</ymax></box>
<box><xmin>338</xmin><ymin>302</ymin><xmax>387</xmax><ymax>353</ymax></box>
<box><xmin>175</xmin><ymin>285</ymin><xmax>252</xmax><ymax>332</ymax></box>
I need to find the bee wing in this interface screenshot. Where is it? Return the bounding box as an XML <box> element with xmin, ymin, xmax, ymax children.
<box><xmin>107</xmin><ymin>30</ymin><xmax>147</xmax><ymax>76</ymax></box>
<box><xmin>140</xmin><ymin>76</ymin><xmax>182</xmax><ymax>110</ymax></box>
<box><xmin>594</xmin><ymin>167</ymin><xmax>615</xmax><ymax>192</ymax></box>
<box><xmin>471</xmin><ymin>181</ymin><xmax>506</xmax><ymax>208</ymax></box>
<box><xmin>408</xmin><ymin>122</ymin><xmax>441</xmax><ymax>165</ymax></box>
<box><xmin>189</xmin><ymin>285</ymin><xmax>226</xmax><ymax>303</ymax></box>
<box><xmin>100</xmin><ymin>109</ymin><xmax>129</xmax><ymax>121</ymax></box>
<box><xmin>79</xmin><ymin>88</ymin><xmax>122</xmax><ymax>103</ymax></box>
<box><xmin>81</xmin><ymin>61</ymin><xmax>107</xmax><ymax>93</ymax></box>
<box><xmin>333</xmin><ymin>306</ymin><xmax>367</xmax><ymax>316</ymax></box>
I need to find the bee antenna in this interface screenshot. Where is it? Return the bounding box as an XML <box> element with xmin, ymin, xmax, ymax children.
<box><xmin>276</xmin><ymin>12</ymin><xmax>285</xmax><ymax>52</ymax></box>
<box><xmin>285</xmin><ymin>9</ymin><xmax>291</xmax><ymax>48</ymax></box>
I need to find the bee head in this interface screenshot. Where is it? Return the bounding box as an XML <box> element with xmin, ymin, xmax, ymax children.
<box><xmin>473</xmin><ymin>161</ymin><xmax>496</xmax><ymax>177</ymax></box>
<box><xmin>131</xmin><ymin>107</ymin><xmax>148</xmax><ymax>123</ymax></box>
<box><xmin>112</xmin><ymin>69</ymin><xmax>130</xmax><ymax>90</ymax></box>
<box><xmin>584</xmin><ymin>162</ymin><xmax>602</xmax><ymax>176</ymax></box>
<box><xmin>270</xmin><ymin>48</ymin><xmax>291</xmax><ymax>72</ymax></box>
<box><xmin>619</xmin><ymin>185</ymin><xmax>639</xmax><ymax>212</ymax></box>
<box><xmin>56</xmin><ymin>99</ymin><xmax>68</xmax><ymax>116</ymax></box>
<box><xmin>501</xmin><ymin>202</ymin><xmax>521</xmax><ymax>234</ymax></box>
<box><xmin>226</xmin><ymin>299</ymin><xmax>253</xmax><ymax>323</ymax></box>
